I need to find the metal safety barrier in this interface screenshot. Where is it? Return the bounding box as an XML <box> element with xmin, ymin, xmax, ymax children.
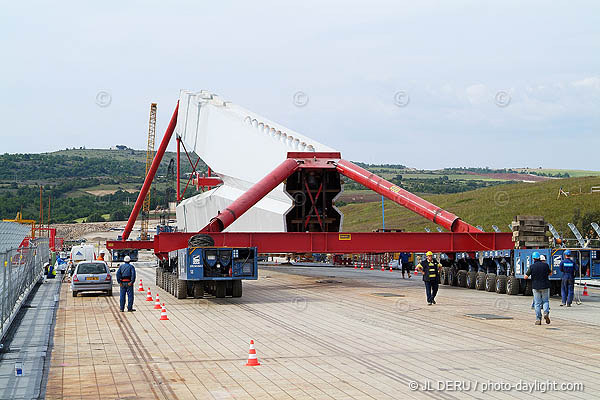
<box><xmin>0</xmin><ymin>238</ymin><xmax>49</xmax><ymax>341</ymax></box>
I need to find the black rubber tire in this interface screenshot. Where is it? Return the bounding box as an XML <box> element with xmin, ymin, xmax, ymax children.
<box><xmin>523</xmin><ymin>280</ymin><xmax>533</xmax><ymax>296</ymax></box>
<box><xmin>193</xmin><ymin>281</ymin><xmax>204</xmax><ymax>298</ymax></box>
<box><xmin>215</xmin><ymin>281</ymin><xmax>226</xmax><ymax>298</ymax></box>
<box><xmin>232</xmin><ymin>280</ymin><xmax>242</xmax><ymax>298</ymax></box>
<box><xmin>485</xmin><ymin>273</ymin><xmax>497</xmax><ymax>292</ymax></box>
<box><xmin>457</xmin><ymin>270</ymin><xmax>468</xmax><ymax>287</ymax></box>
<box><xmin>107</xmin><ymin>289</ymin><xmax>113</xmax><ymax>296</ymax></box>
<box><xmin>506</xmin><ymin>276</ymin><xmax>520</xmax><ymax>295</ymax></box>
<box><xmin>187</xmin><ymin>282</ymin><xmax>195</xmax><ymax>298</ymax></box>
<box><xmin>72</xmin><ymin>291</ymin><xmax>77</xmax><ymax>297</ymax></box>
<box><xmin>188</xmin><ymin>234</ymin><xmax>215</xmax><ymax>247</ymax></box>
<box><xmin>176</xmin><ymin>278</ymin><xmax>187</xmax><ymax>299</ymax></box>
<box><xmin>440</xmin><ymin>267</ymin><xmax>449</xmax><ymax>285</ymax></box>
<box><xmin>226</xmin><ymin>281</ymin><xmax>233</xmax><ymax>297</ymax></box>
<box><xmin>495</xmin><ymin>275</ymin><xmax>507</xmax><ymax>294</ymax></box>
<box><xmin>448</xmin><ymin>269</ymin><xmax>458</xmax><ymax>286</ymax></box>
<box><xmin>466</xmin><ymin>271</ymin><xmax>477</xmax><ymax>289</ymax></box>
<box><xmin>476</xmin><ymin>272</ymin><xmax>487</xmax><ymax>290</ymax></box>
<box><xmin>155</xmin><ymin>268</ymin><xmax>159</xmax><ymax>285</ymax></box>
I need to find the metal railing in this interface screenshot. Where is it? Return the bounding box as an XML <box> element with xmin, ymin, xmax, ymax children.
<box><xmin>1</xmin><ymin>238</ymin><xmax>49</xmax><ymax>341</ymax></box>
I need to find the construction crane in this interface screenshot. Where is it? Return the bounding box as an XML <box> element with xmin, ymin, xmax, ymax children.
<box><xmin>140</xmin><ymin>103</ymin><xmax>157</xmax><ymax>240</ymax></box>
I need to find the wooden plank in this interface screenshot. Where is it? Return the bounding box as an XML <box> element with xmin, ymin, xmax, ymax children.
<box><xmin>516</xmin><ymin>215</ymin><xmax>545</xmax><ymax>223</ymax></box>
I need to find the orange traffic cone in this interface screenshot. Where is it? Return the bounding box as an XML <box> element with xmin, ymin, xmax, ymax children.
<box><xmin>360</xmin><ymin>262</ymin><xmax>364</xmax><ymax>270</ymax></box>
<box><xmin>583</xmin><ymin>283</ymin><xmax>589</xmax><ymax>296</ymax></box>
<box><xmin>154</xmin><ymin>293</ymin><xmax>162</xmax><ymax>309</ymax></box>
<box><xmin>381</xmin><ymin>264</ymin><xmax>385</xmax><ymax>271</ymax></box>
<box><xmin>354</xmin><ymin>262</ymin><xmax>357</xmax><ymax>269</ymax></box>
<box><xmin>370</xmin><ymin>263</ymin><xmax>374</xmax><ymax>270</ymax></box>
<box><xmin>245</xmin><ymin>340</ymin><xmax>260</xmax><ymax>366</ymax></box>
<box><xmin>389</xmin><ymin>264</ymin><xmax>393</xmax><ymax>272</ymax></box>
<box><xmin>138</xmin><ymin>279</ymin><xmax>144</xmax><ymax>292</ymax></box>
<box><xmin>146</xmin><ymin>288</ymin><xmax>153</xmax><ymax>302</ymax></box>
<box><xmin>159</xmin><ymin>303</ymin><xmax>169</xmax><ymax>320</ymax></box>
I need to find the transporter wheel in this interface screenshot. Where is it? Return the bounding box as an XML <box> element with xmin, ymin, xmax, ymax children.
<box><xmin>440</xmin><ymin>267</ymin><xmax>449</xmax><ymax>285</ymax></box>
<box><xmin>187</xmin><ymin>282</ymin><xmax>195</xmax><ymax>298</ymax></box>
<box><xmin>177</xmin><ymin>278</ymin><xmax>187</xmax><ymax>299</ymax></box>
<box><xmin>215</xmin><ymin>281</ymin><xmax>226</xmax><ymax>298</ymax></box>
<box><xmin>485</xmin><ymin>273</ymin><xmax>497</xmax><ymax>292</ymax></box>
<box><xmin>466</xmin><ymin>271</ymin><xmax>477</xmax><ymax>289</ymax></box>
<box><xmin>523</xmin><ymin>280</ymin><xmax>533</xmax><ymax>296</ymax></box>
<box><xmin>448</xmin><ymin>269</ymin><xmax>458</xmax><ymax>286</ymax></box>
<box><xmin>188</xmin><ymin>234</ymin><xmax>215</xmax><ymax>247</ymax></box>
<box><xmin>193</xmin><ymin>281</ymin><xmax>204</xmax><ymax>298</ymax></box>
<box><xmin>495</xmin><ymin>275</ymin><xmax>507</xmax><ymax>294</ymax></box>
<box><xmin>155</xmin><ymin>268</ymin><xmax>159</xmax><ymax>285</ymax></box>
<box><xmin>457</xmin><ymin>270</ymin><xmax>468</xmax><ymax>287</ymax></box>
<box><xmin>506</xmin><ymin>276</ymin><xmax>520</xmax><ymax>295</ymax></box>
<box><xmin>226</xmin><ymin>281</ymin><xmax>233</xmax><ymax>297</ymax></box>
<box><xmin>232</xmin><ymin>280</ymin><xmax>242</xmax><ymax>298</ymax></box>
<box><xmin>476</xmin><ymin>272</ymin><xmax>487</xmax><ymax>290</ymax></box>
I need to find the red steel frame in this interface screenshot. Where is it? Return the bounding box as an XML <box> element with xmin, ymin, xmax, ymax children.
<box><xmin>114</xmin><ymin>101</ymin><xmax>511</xmax><ymax>257</ymax></box>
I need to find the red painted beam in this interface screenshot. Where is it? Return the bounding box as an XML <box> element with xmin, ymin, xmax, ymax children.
<box><xmin>122</xmin><ymin>102</ymin><xmax>179</xmax><ymax>240</ymax></box>
<box><xmin>108</xmin><ymin>232</ymin><xmax>513</xmax><ymax>254</ymax></box>
<box><xmin>193</xmin><ymin>176</ymin><xmax>223</xmax><ymax>187</ymax></box>
<box><xmin>200</xmin><ymin>158</ymin><xmax>300</xmax><ymax>232</ymax></box>
<box><xmin>335</xmin><ymin>159</ymin><xmax>481</xmax><ymax>233</ymax></box>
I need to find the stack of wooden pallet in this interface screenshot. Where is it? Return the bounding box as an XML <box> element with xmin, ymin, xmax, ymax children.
<box><xmin>511</xmin><ymin>216</ymin><xmax>549</xmax><ymax>248</ymax></box>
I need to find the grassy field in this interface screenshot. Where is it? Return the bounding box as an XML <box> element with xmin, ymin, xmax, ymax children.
<box><xmin>339</xmin><ymin>176</ymin><xmax>600</xmax><ymax>235</ymax></box>
<box><xmin>514</xmin><ymin>168</ymin><xmax>600</xmax><ymax>177</ymax></box>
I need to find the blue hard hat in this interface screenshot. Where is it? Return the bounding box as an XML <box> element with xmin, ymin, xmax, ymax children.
<box><xmin>532</xmin><ymin>251</ymin><xmax>540</xmax><ymax>260</ymax></box>
<box><xmin>564</xmin><ymin>250</ymin><xmax>571</xmax><ymax>256</ymax></box>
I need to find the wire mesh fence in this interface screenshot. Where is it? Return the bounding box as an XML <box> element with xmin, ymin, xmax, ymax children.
<box><xmin>1</xmin><ymin>238</ymin><xmax>49</xmax><ymax>341</ymax></box>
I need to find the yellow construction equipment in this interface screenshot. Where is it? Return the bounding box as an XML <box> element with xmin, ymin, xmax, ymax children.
<box><xmin>141</xmin><ymin>103</ymin><xmax>157</xmax><ymax>240</ymax></box>
<box><xmin>3</xmin><ymin>212</ymin><xmax>37</xmax><ymax>238</ymax></box>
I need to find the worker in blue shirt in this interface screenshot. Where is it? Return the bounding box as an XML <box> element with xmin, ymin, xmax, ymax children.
<box><xmin>524</xmin><ymin>252</ymin><xmax>551</xmax><ymax>325</ymax></box>
<box><xmin>559</xmin><ymin>250</ymin><xmax>577</xmax><ymax>307</ymax></box>
<box><xmin>116</xmin><ymin>256</ymin><xmax>136</xmax><ymax>312</ymax></box>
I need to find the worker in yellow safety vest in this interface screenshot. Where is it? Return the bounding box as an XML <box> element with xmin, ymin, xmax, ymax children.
<box><xmin>416</xmin><ymin>251</ymin><xmax>442</xmax><ymax>305</ymax></box>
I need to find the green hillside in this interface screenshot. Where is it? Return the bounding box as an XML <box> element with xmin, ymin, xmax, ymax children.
<box><xmin>339</xmin><ymin>176</ymin><xmax>600</xmax><ymax>237</ymax></box>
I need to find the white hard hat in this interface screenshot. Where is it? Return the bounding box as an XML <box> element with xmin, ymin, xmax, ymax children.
<box><xmin>124</xmin><ymin>256</ymin><xmax>131</xmax><ymax>262</ymax></box>
<box><xmin>540</xmin><ymin>255</ymin><xmax>546</xmax><ymax>261</ymax></box>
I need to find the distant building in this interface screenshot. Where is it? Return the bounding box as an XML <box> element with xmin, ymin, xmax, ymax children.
<box><xmin>115</xmin><ymin>145</ymin><xmax>128</xmax><ymax>150</ymax></box>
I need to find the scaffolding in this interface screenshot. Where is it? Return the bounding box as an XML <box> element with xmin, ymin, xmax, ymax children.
<box><xmin>141</xmin><ymin>103</ymin><xmax>157</xmax><ymax>240</ymax></box>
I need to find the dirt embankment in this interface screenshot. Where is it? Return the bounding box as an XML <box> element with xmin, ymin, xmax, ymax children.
<box><xmin>53</xmin><ymin>221</ymin><xmax>126</xmax><ymax>241</ymax></box>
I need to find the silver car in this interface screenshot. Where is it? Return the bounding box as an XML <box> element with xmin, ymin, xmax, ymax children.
<box><xmin>71</xmin><ymin>261</ymin><xmax>113</xmax><ymax>297</ymax></box>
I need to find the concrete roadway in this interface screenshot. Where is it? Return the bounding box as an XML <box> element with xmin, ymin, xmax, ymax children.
<box><xmin>45</xmin><ymin>263</ymin><xmax>600</xmax><ymax>399</ymax></box>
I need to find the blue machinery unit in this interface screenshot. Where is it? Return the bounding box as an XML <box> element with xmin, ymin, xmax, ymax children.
<box><xmin>177</xmin><ymin>247</ymin><xmax>258</xmax><ymax>281</ymax></box>
<box><xmin>156</xmin><ymin>246</ymin><xmax>258</xmax><ymax>299</ymax></box>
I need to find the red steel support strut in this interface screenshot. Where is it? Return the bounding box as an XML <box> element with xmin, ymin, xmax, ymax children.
<box><xmin>201</xmin><ymin>158</ymin><xmax>300</xmax><ymax>232</ymax></box>
<box><xmin>335</xmin><ymin>159</ymin><xmax>481</xmax><ymax>233</ymax></box>
<box><xmin>122</xmin><ymin>101</ymin><xmax>179</xmax><ymax>241</ymax></box>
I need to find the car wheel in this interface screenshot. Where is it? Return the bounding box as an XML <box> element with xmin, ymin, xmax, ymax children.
<box><xmin>440</xmin><ymin>267</ymin><xmax>449</xmax><ymax>285</ymax></box>
<box><xmin>448</xmin><ymin>269</ymin><xmax>458</xmax><ymax>286</ymax></box>
<box><xmin>215</xmin><ymin>281</ymin><xmax>226</xmax><ymax>298</ymax></box>
<box><xmin>506</xmin><ymin>276</ymin><xmax>519</xmax><ymax>295</ymax></box>
<box><xmin>72</xmin><ymin>291</ymin><xmax>77</xmax><ymax>297</ymax></box>
<box><xmin>107</xmin><ymin>289</ymin><xmax>113</xmax><ymax>296</ymax></box>
<box><xmin>485</xmin><ymin>273</ymin><xmax>497</xmax><ymax>292</ymax></box>
<box><xmin>495</xmin><ymin>275</ymin><xmax>507</xmax><ymax>294</ymax></box>
<box><xmin>466</xmin><ymin>271</ymin><xmax>477</xmax><ymax>289</ymax></box>
<box><xmin>476</xmin><ymin>272</ymin><xmax>486</xmax><ymax>290</ymax></box>
<box><xmin>457</xmin><ymin>270</ymin><xmax>467</xmax><ymax>287</ymax></box>
<box><xmin>232</xmin><ymin>280</ymin><xmax>243</xmax><ymax>298</ymax></box>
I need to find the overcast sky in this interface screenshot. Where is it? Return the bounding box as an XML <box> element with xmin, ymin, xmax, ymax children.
<box><xmin>1</xmin><ymin>1</ymin><xmax>599</xmax><ymax>170</ymax></box>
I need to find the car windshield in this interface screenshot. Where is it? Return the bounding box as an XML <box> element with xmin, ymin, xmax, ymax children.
<box><xmin>77</xmin><ymin>263</ymin><xmax>107</xmax><ymax>275</ymax></box>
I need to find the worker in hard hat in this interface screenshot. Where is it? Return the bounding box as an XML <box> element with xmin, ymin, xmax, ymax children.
<box><xmin>531</xmin><ymin>255</ymin><xmax>548</xmax><ymax>309</ymax></box>
<box><xmin>524</xmin><ymin>251</ymin><xmax>551</xmax><ymax>325</ymax></box>
<box><xmin>559</xmin><ymin>250</ymin><xmax>578</xmax><ymax>307</ymax></box>
<box><xmin>116</xmin><ymin>256</ymin><xmax>136</xmax><ymax>312</ymax></box>
<box><xmin>416</xmin><ymin>251</ymin><xmax>442</xmax><ymax>305</ymax></box>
